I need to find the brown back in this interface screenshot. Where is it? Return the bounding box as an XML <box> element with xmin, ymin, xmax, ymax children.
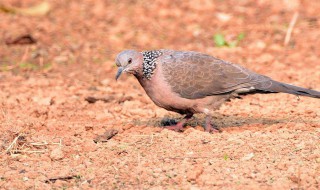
<box><xmin>161</xmin><ymin>50</ymin><xmax>271</xmax><ymax>99</ymax></box>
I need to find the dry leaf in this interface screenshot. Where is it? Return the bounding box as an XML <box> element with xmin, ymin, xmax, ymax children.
<box><xmin>0</xmin><ymin>1</ymin><xmax>50</xmax><ymax>16</ymax></box>
<box><xmin>5</xmin><ymin>34</ymin><xmax>36</xmax><ymax>45</ymax></box>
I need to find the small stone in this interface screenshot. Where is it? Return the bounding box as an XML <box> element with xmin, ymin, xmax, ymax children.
<box><xmin>289</xmin><ymin>175</ymin><xmax>301</xmax><ymax>183</ymax></box>
<box><xmin>269</xmin><ymin>44</ymin><xmax>283</xmax><ymax>51</ymax></box>
<box><xmin>216</xmin><ymin>12</ymin><xmax>232</xmax><ymax>22</ymax></box>
<box><xmin>113</xmin><ymin>107</ymin><xmax>122</xmax><ymax>113</ymax></box>
<box><xmin>50</xmin><ymin>148</ymin><xmax>64</xmax><ymax>161</ymax></box>
<box><xmin>187</xmin><ymin>165</ymin><xmax>204</xmax><ymax>182</ymax></box>
<box><xmin>101</xmin><ymin>78</ymin><xmax>111</xmax><ymax>85</ymax></box>
<box><xmin>257</xmin><ymin>53</ymin><xmax>274</xmax><ymax>63</ymax></box>
<box><xmin>190</xmin><ymin>186</ymin><xmax>201</xmax><ymax>190</ymax></box>
<box><xmin>32</xmin><ymin>97</ymin><xmax>53</xmax><ymax>106</ymax></box>
<box><xmin>282</xmin><ymin>0</ymin><xmax>300</xmax><ymax>11</ymax></box>
<box><xmin>255</xmin><ymin>40</ymin><xmax>266</xmax><ymax>49</ymax></box>
<box><xmin>276</xmin><ymin>163</ymin><xmax>288</xmax><ymax>170</ymax></box>
<box><xmin>241</xmin><ymin>153</ymin><xmax>255</xmax><ymax>161</ymax></box>
<box><xmin>93</xmin><ymin>129</ymin><xmax>118</xmax><ymax>143</ymax></box>
<box><xmin>54</xmin><ymin>55</ymin><xmax>68</xmax><ymax>64</ymax></box>
<box><xmin>82</xmin><ymin>141</ymin><xmax>98</xmax><ymax>152</ymax></box>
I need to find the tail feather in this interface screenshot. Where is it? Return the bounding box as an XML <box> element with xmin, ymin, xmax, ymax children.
<box><xmin>256</xmin><ymin>80</ymin><xmax>320</xmax><ymax>99</ymax></box>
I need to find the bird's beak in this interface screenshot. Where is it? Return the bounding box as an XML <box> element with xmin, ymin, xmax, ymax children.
<box><xmin>115</xmin><ymin>67</ymin><xmax>124</xmax><ymax>80</ymax></box>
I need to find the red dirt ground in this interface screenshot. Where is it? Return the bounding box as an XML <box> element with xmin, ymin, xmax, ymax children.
<box><xmin>1</xmin><ymin>0</ymin><xmax>320</xmax><ymax>189</ymax></box>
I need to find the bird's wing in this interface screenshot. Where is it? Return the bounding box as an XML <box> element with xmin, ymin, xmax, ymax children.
<box><xmin>161</xmin><ymin>51</ymin><xmax>271</xmax><ymax>99</ymax></box>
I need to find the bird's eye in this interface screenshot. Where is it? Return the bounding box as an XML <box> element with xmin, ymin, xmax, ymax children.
<box><xmin>128</xmin><ymin>58</ymin><xmax>132</xmax><ymax>64</ymax></box>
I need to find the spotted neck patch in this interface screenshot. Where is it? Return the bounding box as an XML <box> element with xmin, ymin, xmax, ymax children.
<box><xmin>142</xmin><ymin>50</ymin><xmax>163</xmax><ymax>79</ymax></box>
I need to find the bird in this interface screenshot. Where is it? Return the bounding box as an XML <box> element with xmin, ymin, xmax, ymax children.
<box><xmin>115</xmin><ymin>49</ymin><xmax>320</xmax><ymax>133</ymax></box>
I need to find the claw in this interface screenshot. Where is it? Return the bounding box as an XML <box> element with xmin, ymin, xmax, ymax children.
<box><xmin>205</xmin><ymin>114</ymin><xmax>222</xmax><ymax>133</ymax></box>
<box><xmin>165</xmin><ymin>123</ymin><xmax>185</xmax><ymax>132</ymax></box>
<box><xmin>205</xmin><ymin>124</ymin><xmax>221</xmax><ymax>133</ymax></box>
<box><xmin>163</xmin><ymin>113</ymin><xmax>193</xmax><ymax>132</ymax></box>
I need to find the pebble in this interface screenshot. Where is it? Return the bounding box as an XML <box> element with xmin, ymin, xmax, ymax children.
<box><xmin>241</xmin><ymin>153</ymin><xmax>255</xmax><ymax>161</ymax></box>
<box><xmin>50</xmin><ymin>148</ymin><xmax>64</xmax><ymax>161</ymax></box>
<box><xmin>187</xmin><ymin>165</ymin><xmax>203</xmax><ymax>182</ymax></box>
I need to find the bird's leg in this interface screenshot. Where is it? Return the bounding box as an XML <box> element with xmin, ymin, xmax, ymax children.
<box><xmin>165</xmin><ymin>113</ymin><xmax>193</xmax><ymax>132</ymax></box>
<box><xmin>204</xmin><ymin>113</ymin><xmax>221</xmax><ymax>133</ymax></box>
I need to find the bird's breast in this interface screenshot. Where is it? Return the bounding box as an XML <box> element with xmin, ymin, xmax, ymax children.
<box><xmin>136</xmin><ymin>64</ymin><xmax>200</xmax><ymax>113</ymax></box>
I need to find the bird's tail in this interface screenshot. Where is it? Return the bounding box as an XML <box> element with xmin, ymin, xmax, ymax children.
<box><xmin>256</xmin><ymin>80</ymin><xmax>320</xmax><ymax>98</ymax></box>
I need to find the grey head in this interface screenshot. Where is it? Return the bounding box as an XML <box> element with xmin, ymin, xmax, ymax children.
<box><xmin>115</xmin><ymin>50</ymin><xmax>142</xmax><ymax>80</ymax></box>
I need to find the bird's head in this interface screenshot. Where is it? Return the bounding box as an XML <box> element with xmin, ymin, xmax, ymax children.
<box><xmin>115</xmin><ymin>50</ymin><xmax>142</xmax><ymax>80</ymax></box>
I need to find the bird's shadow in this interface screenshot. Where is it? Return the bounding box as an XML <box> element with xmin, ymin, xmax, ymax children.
<box><xmin>131</xmin><ymin>113</ymin><xmax>319</xmax><ymax>130</ymax></box>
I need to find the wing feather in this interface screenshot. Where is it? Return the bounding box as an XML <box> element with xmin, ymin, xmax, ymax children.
<box><xmin>161</xmin><ymin>51</ymin><xmax>271</xmax><ymax>99</ymax></box>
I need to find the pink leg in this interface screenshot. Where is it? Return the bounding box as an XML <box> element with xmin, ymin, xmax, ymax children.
<box><xmin>205</xmin><ymin>115</ymin><xmax>221</xmax><ymax>133</ymax></box>
<box><xmin>165</xmin><ymin>113</ymin><xmax>193</xmax><ymax>132</ymax></box>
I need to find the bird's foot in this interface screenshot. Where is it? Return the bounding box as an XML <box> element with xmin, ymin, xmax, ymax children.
<box><xmin>205</xmin><ymin>124</ymin><xmax>221</xmax><ymax>133</ymax></box>
<box><xmin>165</xmin><ymin>122</ymin><xmax>185</xmax><ymax>132</ymax></box>
<box><xmin>163</xmin><ymin>113</ymin><xmax>193</xmax><ymax>132</ymax></box>
<box><xmin>205</xmin><ymin>115</ymin><xmax>221</xmax><ymax>133</ymax></box>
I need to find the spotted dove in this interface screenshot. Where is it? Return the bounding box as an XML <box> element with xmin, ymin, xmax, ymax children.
<box><xmin>115</xmin><ymin>49</ymin><xmax>320</xmax><ymax>132</ymax></box>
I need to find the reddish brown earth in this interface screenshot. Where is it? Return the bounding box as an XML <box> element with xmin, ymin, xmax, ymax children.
<box><xmin>1</xmin><ymin>0</ymin><xmax>320</xmax><ymax>189</ymax></box>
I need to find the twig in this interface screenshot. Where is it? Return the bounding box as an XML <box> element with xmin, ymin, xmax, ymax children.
<box><xmin>5</xmin><ymin>133</ymin><xmax>59</xmax><ymax>155</ymax></box>
<box><xmin>58</xmin><ymin>139</ymin><xmax>62</xmax><ymax>147</ymax></box>
<box><xmin>112</xmin><ymin>165</ymin><xmax>119</xmax><ymax>172</ymax></box>
<box><xmin>137</xmin><ymin>153</ymin><xmax>142</xmax><ymax>189</ymax></box>
<box><xmin>5</xmin><ymin>133</ymin><xmax>23</xmax><ymax>154</ymax></box>
<box><xmin>45</xmin><ymin>175</ymin><xmax>78</xmax><ymax>183</ymax></box>
<box><xmin>29</xmin><ymin>142</ymin><xmax>49</xmax><ymax>146</ymax></box>
<box><xmin>10</xmin><ymin>150</ymin><xmax>46</xmax><ymax>153</ymax></box>
<box><xmin>150</xmin><ymin>133</ymin><xmax>154</xmax><ymax>145</ymax></box>
<box><xmin>4</xmin><ymin>125</ymin><xmax>30</xmax><ymax>155</ymax></box>
<box><xmin>284</xmin><ymin>12</ymin><xmax>299</xmax><ymax>46</ymax></box>
<box><xmin>160</xmin><ymin>156</ymin><xmax>213</xmax><ymax>160</ymax></box>
<box><xmin>0</xmin><ymin>107</ymin><xmax>6</xmax><ymax>119</ymax></box>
